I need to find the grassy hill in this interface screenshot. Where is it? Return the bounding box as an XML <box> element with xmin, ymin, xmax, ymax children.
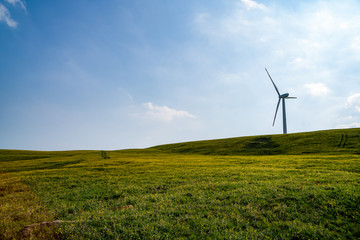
<box><xmin>0</xmin><ymin>128</ymin><xmax>359</xmax><ymax>239</ymax></box>
<box><xmin>151</xmin><ymin>128</ymin><xmax>360</xmax><ymax>155</ymax></box>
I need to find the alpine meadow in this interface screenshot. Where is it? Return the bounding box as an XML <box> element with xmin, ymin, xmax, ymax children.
<box><xmin>1</xmin><ymin>128</ymin><xmax>359</xmax><ymax>239</ymax></box>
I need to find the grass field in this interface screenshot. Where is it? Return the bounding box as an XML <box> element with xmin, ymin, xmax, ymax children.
<box><xmin>1</xmin><ymin>129</ymin><xmax>359</xmax><ymax>239</ymax></box>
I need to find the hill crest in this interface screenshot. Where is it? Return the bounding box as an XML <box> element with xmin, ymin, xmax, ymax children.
<box><xmin>151</xmin><ymin>128</ymin><xmax>360</xmax><ymax>155</ymax></box>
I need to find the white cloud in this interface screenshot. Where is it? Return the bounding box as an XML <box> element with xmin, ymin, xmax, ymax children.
<box><xmin>289</xmin><ymin>57</ymin><xmax>304</xmax><ymax>66</ymax></box>
<box><xmin>346</xmin><ymin>93</ymin><xmax>360</xmax><ymax>112</ymax></box>
<box><xmin>304</xmin><ymin>83</ymin><xmax>330</xmax><ymax>96</ymax></box>
<box><xmin>337</xmin><ymin>94</ymin><xmax>360</xmax><ymax>129</ymax></box>
<box><xmin>240</xmin><ymin>0</ymin><xmax>266</xmax><ymax>10</ymax></box>
<box><xmin>218</xmin><ymin>73</ymin><xmax>243</xmax><ymax>85</ymax></box>
<box><xmin>0</xmin><ymin>3</ymin><xmax>17</xmax><ymax>27</ymax></box>
<box><xmin>142</xmin><ymin>102</ymin><xmax>195</xmax><ymax>122</ymax></box>
<box><xmin>337</xmin><ymin>122</ymin><xmax>360</xmax><ymax>129</ymax></box>
<box><xmin>5</xmin><ymin>0</ymin><xmax>26</xmax><ymax>10</ymax></box>
<box><xmin>195</xmin><ymin>13</ymin><xmax>210</xmax><ymax>24</ymax></box>
<box><xmin>350</xmin><ymin>36</ymin><xmax>360</xmax><ymax>51</ymax></box>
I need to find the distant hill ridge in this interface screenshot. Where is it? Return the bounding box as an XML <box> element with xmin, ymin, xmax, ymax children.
<box><xmin>151</xmin><ymin>128</ymin><xmax>360</xmax><ymax>155</ymax></box>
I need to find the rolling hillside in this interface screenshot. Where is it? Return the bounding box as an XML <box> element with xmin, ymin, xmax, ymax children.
<box><xmin>151</xmin><ymin>128</ymin><xmax>360</xmax><ymax>155</ymax></box>
<box><xmin>1</xmin><ymin>128</ymin><xmax>359</xmax><ymax>239</ymax></box>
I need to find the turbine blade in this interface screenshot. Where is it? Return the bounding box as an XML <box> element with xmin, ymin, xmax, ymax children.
<box><xmin>286</xmin><ymin>97</ymin><xmax>297</xmax><ymax>99</ymax></box>
<box><xmin>265</xmin><ymin>68</ymin><xmax>280</xmax><ymax>96</ymax></box>
<box><xmin>273</xmin><ymin>98</ymin><xmax>281</xmax><ymax>126</ymax></box>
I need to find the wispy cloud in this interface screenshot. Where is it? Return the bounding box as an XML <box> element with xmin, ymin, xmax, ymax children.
<box><xmin>194</xmin><ymin>0</ymin><xmax>360</xmax><ymax>71</ymax></box>
<box><xmin>0</xmin><ymin>0</ymin><xmax>26</xmax><ymax>27</ymax></box>
<box><xmin>5</xmin><ymin>0</ymin><xmax>26</xmax><ymax>10</ymax></box>
<box><xmin>239</xmin><ymin>0</ymin><xmax>266</xmax><ymax>10</ymax></box>
<box><xmin>142</xmin><ymin>102</ymin><xmax>195</xmax><ymax>122</ymax></box>
<box><xmin>305</xmin><ymin>83</ymin><xmax>330</xmax><ymax>96</ymax></box>
<box><xmin>0</xmin><ymin>3</ymin><xmax>17</xmax><ymax>27</ymax></box>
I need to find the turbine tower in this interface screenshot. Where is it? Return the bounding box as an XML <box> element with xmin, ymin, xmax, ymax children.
<box><xmin>265</xmin><ymin>68</ymin><xmax>297</xmax><ymax>134</ymax></box>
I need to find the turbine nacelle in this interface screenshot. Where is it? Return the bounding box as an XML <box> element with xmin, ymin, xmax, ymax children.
<box><xmin>280</xmin><ymin>93</ymin><xmax>289</xmax><ymax>98</ymax></box>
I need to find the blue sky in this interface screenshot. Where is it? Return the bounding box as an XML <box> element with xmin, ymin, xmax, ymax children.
<box><xmin>1</xmin><ymin>0</ymin><xmax>360</xmax><ymax>150</ymax></box>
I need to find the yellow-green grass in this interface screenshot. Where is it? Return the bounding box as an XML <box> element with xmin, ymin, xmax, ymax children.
<box><xmin>0</xmin><ymin>173</ymin><xmax>60</xmax><ymax>239</ymax></box>
<box><xmin>1</xmin><ymin>129</ymin><xmax>359</xmax><ymax>239</ymax></box>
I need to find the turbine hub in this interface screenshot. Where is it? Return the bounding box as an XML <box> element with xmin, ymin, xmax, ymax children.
<box><xmin>280</xmin><ymin>93</ymin><xmax>289</xmax><ymax>98</ymax></box>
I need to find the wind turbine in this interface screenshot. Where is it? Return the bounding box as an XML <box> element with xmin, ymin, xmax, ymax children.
<box><xmin>265</xmin><ymin>68</ymin><xmax>297</xmax><ymax>134</ymax></box>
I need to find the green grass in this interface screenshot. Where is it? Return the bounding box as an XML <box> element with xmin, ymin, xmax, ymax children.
<box><xmin>1</xmin><ymin>129</ymin><xmax>360</xmax><ymax>239</ymax></box>
<box><xmin>152</xmin><ymin>128</ymin><xmax>360</xmax><ymax>155</ymax></box>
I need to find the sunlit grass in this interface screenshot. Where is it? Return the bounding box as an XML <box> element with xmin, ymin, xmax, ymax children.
<box><xmin>0</xmin><ymin>172</ymin><xmax>59</xmax><ymax>239</ymax></box>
